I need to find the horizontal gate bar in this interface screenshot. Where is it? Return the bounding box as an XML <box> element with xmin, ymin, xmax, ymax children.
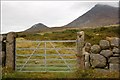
<box><xmin>16</xmin><ymin>64</ymin><xmax>75</xmax><ymax>66</ymax></box>
<box><xmin>16</xmin><ymin>67</ymin><xmax>76</xmax><ymax>71</ymax></box>
<box><xmin>16</xmin><ymin>48</ymin><xmax>76</xmax><ymax>50</ymax></box>
<box><xmin>16</xmin><ymin>59</ymin><xmax>76</xmax><ymax>61</ymax></box>
<box><xmin>17</xmin><ymin>71</ymin><xmax>74</xmax><ymax>72</ymax></box>
<box><xmin>16</xmin><ymin>54</ymin><xmax>76</xmax><ymax>56</ymax></box>
<box><xmin>16</xmin><ymin>66</ymin><xmax>74</xmax><ymax>69</ymax></box>
<box><xmin>16</xmin><ymin>40</ymin><xmax>76</xmax><ymax>43</ymax></box>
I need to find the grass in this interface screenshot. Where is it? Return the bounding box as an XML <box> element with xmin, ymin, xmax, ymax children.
<box><xmin>75</xmin><ymin>69</ymin><xmax>119</xmax><ymax>78</ymax></box>
<box><xmin>2</xmin><ymin>69</ymin><xmax>119</xmax><ymax>79</ymax></box>
<box><xmin>2</xmin><ymin>71</ymin><xmax>77</xmax><ymax>79</ymax></box>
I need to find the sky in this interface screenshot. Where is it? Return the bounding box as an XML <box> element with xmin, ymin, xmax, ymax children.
<box><xmin>1</xmin><ymin>1</ymin><xmax>119</xmax><ymax>34</ymax></box>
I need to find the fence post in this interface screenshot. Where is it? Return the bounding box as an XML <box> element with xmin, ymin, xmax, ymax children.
<box><xmin>6</xmin><ymin>32</ymin><xmax>16</xmax><ymax>71</ymax></box>
<box><xmin>77</xmin><ymin>31</ymin><xmax>85</xmax><ymax>69</ymax></box>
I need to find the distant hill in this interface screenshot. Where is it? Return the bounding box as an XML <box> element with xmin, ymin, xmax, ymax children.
<box><xmin>64</xmin><ymin>4</ymin><xmax>119</xmax><ymax>28</ymax></box>
<box><xmin>24</xmin><ymin>23</ymin><xmax>49</xmax><ymax>33</ymax></box>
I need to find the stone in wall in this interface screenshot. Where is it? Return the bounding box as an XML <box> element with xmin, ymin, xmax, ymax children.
<box><xmin>113</xmin><ymin>54</ymin><xmax>120</xmax><ymax>57</ymax></box>
<box><xmin>100</xmin><ymin>50</ymin><xmax>113</xmax><ymax>58</ymax></box>
<box><xmin>112</xmin><ymin>47</ymin><xmax>120</xmax><ymax>54</ymax></box>
<box><xmin>84</xmin><ymin>42</ymin><xmax>91</xmax><ymax>52</ymax></box>
<box><xmin>85</xmin><ymin>53</ymin><xmax>90</xmax><ymax>62</ymax></box>
<box><xmin>109</xmin><ymin>57</ymin><xmax>120</xmax><ymax>64</ymax></box>
<box><xmin>107</xmin><ymin>37</ymin><xmax>120</xmax><ymax>47</ymax></box>
<box><xmin>90</xmin><ymin>54</ymin><xmax>107</xmax><ymax>68</ymax></box>
<box><xmin>109</xmin><ymin>63</ymin><xmax>120</xmax><ymax>71</ymax></box>
<box><xmin>85</xmin><ymin>62</ymin><xmax>90</xmax><ymax>69</ymax></box>
<box><xmin>99</xmin><ymin>40</ymin><xmax>110</xmax><ymax>49</ymax></box>
<box><xmin>91</xmin><ymin>45</ymin><xmax>101</xmax><ymax>54</ymax></box>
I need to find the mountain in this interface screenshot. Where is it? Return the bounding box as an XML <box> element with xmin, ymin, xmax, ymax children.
<box><xmin>24</xmin><ymin>23</ymin><xmax>49</xmax><ymax>33</ymax></box>
<box><xmin>64</xmin><ymin>4</ymin><xmax>119</xmax><ymax>28</ymax></box>
<box><xmin>23</xmin><ymin>4</ymin><xmax>119</xmax><ymax>33</ymax></box>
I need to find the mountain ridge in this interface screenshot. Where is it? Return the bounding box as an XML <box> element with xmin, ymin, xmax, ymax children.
<box><xmin>63</xmin><ymin>4</ymin><xmax>119</xmax><ymax>28</ymax></box>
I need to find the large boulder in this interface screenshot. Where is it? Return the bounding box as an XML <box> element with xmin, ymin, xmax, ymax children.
<box><xmin>100</xmin><ymin>50</ymin><xmax>113</xmax><ymax>58</ymax></box>
<box><xmin>112</xmin><ymin>47</ymin><xmax>120</xmax><ymax>54</ymax></box>
<box><xmin>99</xmin><ymin>40</ymin><xmax>110</xmax><ymax>49</ymax></box>
<box><xmin>109</xmin><ymin>63</ymin><xmax>120</xmax><ymax>71</ymax></box>
<box><xmin>109</xmin><ymin>57</ymin><xmax>120</xmax><ymax>64</ymax></box>
<box><xmin>91</xmin><ymin>45</ymin><xmax>101</xmax><ymax>54</ymax></box>
<box><xmin>90</xmin><ymin>54</ymin><xmax>107</xmax><ymax>68</ymax></box>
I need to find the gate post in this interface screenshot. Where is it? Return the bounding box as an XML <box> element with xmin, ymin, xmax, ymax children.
<box><xmin>6</xmin><ymin>32</ymin><xmax>16</xmax><ymax>71</ymax></box>
<box><xmin>77</xmin><ymin>31</ymin><xmax>85</xmax><ymax>69</ymax></box>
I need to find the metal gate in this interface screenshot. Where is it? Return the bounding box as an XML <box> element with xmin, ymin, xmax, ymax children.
<box><xmin>15</xmin><ymin>40</ymin><xmax>77</xmax><ymax>72</ymax></box>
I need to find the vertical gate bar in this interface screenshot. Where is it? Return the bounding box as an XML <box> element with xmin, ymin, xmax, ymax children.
<box><xmin>44</xmin><ymin>42</ymin><xmax>47</xmax><ymax>72</ymax></box>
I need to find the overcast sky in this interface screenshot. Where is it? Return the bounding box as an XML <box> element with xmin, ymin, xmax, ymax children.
<box><xmin>1</xmin><ymin>1</ymin><xmax>119</xmax><ymax>34</ymax></box>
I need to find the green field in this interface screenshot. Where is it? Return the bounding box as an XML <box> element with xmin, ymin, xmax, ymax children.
<box><xmin>2</xmin><ymin>25</ymin><xmax>120</xmax><ymax>79</ymax></box>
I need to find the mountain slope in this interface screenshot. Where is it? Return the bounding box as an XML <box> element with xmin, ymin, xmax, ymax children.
<box><xmin>64</xmin><ymin>4</ymin><xmax>119</xmax><ymax>28</ymax></box>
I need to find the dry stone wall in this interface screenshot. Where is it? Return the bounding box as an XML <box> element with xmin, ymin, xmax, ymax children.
<box><xmin>83</xmin><ymin>37</ymin><xmax>120</xmax><ymax>71</ymax></box>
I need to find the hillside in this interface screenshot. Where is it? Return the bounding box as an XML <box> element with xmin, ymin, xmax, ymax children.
<box><xmin>64</xmin><ymin>4</ymin><xmax>119</xmax><ymax>28</ymax></box>
<box><xmin>24</xmin><ymin>23</ymin><xmax>50</xmax><ymax>33</ymax></box>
